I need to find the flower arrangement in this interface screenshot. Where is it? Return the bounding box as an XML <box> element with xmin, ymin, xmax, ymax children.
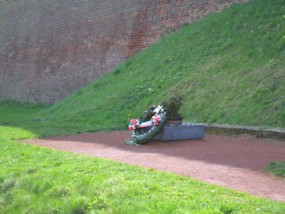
<box><xmin>127</xmin><ymin>105</ymin><xmax>168</xmax><ymax>145</ymax></box>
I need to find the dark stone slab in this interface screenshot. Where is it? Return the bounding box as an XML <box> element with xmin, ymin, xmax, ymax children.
<box><xmin>154</xmin><ymin>123</ymin><xmax>204</xmax><ymax>141</ymax></box>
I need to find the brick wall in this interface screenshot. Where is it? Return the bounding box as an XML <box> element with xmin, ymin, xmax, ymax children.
<box><xmin>0</xmin><ymin>0</ymin><xmax>246</xmax><ymax>104</ymax></box>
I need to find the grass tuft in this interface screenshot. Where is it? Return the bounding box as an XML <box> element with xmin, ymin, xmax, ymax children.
<box><xmin>264</xmin><ymin>161</ymin><xmax>285</xmax><ymax>178</ymax></box>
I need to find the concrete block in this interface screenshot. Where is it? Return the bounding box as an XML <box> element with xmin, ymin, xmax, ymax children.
<box><xmin>154</xmin><ymin>123</ymin><xmax>204</xmax><ymax>141</ymax></box>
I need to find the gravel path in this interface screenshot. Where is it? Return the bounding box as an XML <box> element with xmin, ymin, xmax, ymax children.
<box><xmin>25</xmin><ymin>131</ymin><xmax>285</xmax><ymax>202</ymax></box>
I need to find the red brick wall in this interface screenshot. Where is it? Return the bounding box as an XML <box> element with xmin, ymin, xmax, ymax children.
<box><xmin>0</xmin><ymin>0</ymin><xmax>246</xmax><ymax>104</ymax></box>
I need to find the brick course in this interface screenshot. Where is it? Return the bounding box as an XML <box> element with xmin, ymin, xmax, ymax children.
<box><xmin>0</xmin><ymin>0</ymin><xmax>246</xmax><ymax>103</ymax></box>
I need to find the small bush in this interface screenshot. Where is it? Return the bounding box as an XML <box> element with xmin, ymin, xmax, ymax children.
<box><xmin>161</xmin><ymin>93</ymin><xmax>183</xmax><ymax>119</ymax></box>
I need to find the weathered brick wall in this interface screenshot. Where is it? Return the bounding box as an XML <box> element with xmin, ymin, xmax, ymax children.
<box><xmin>0</xmin><ymin>0</ymin><xmax>246</xmax><ymax>104</ymax></box>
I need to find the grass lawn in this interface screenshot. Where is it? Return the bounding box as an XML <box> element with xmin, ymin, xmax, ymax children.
<box><xmin>1</xmin><ymin>129</ymin><xmax>285</xmax><ymax>213</ymax></box>
<box><xmin>0</xmin><ymin>99</ymin><xmax>285</xmax><ymax>213</ymax></box>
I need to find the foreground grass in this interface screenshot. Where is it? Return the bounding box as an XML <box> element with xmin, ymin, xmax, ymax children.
<box><xmin>1</xmin><ymin>135</ymin><xmax>285</xmax><ymax>213</ymax></box>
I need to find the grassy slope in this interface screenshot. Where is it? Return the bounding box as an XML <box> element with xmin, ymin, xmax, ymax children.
<box><xmin>18</xmin><ymin>0</ymin><xmax>283</xmax><ymax>137</ymax></box>
<box><xmin>2</xmin><ymin>0</ymin><xmax>284</xmax><ymax>137</ymax></box>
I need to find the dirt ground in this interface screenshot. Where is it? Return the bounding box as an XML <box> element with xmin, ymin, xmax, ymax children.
<box><xmin>25</xmin><ymin>132</ymin><xmax>285</xmax><ymax>202</ymax></box>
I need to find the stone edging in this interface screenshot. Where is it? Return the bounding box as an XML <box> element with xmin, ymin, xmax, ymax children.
<box><xmin>203</xmin><ymin>124</ymin><xmax>285</xmax><ymax>140</ymax></box>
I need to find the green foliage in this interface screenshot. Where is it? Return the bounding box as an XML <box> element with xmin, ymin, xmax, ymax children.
<box><xmin>264</xmin><ymin>161</ymin><xmax>285</xmax><ymax>178</ymax></box>
<box><xmin>161</xmin><ymin>92</ymin><xmax>183</xmax><ymax>118</ymax></box>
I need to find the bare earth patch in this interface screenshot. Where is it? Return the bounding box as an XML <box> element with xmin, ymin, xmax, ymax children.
<box><xmin>25</xmin><ymin>132</ymin><xmax>285</xmax><ymax>202</ymax></box>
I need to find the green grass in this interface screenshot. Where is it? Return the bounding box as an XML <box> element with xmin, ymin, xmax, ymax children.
<box><xmin>264</xmin><ymin>161</ymin><xmax>285</xmax><ymax>178</ymax></box>
<box><xmin>5</xmin><ymin>0</ymin><xmax>283</xmax><ymax>138</ymax></box>
<box><xmin>0</xmin><ymin>101</ymin><xmax>46</xmax><ymax>139</ymax></box>
<box><xmin>1</xmin><ymin>135</ymin><xmax>285</xmax><ymax>213</ymax></box>
<box><xmin>0</xmin><ymin>101</ymin><xmax>45</xmax><ymax>125</ymax></box>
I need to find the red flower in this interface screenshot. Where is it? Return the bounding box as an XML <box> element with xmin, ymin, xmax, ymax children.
<box><xmin>151</xmin><ymin>115</ymin><xmax>161</xmax><ymax>125</ymax></box>
<box><xmin>130</xmin><ymin>119</ymin><xmax>138</xmax><ymax>126</ymax></box>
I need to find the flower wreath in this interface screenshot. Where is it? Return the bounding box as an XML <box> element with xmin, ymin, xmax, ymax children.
<box><xmin>128</xmin><ymin>105</ymin><xmax>168</xmax><ymax>145</ymax></box>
